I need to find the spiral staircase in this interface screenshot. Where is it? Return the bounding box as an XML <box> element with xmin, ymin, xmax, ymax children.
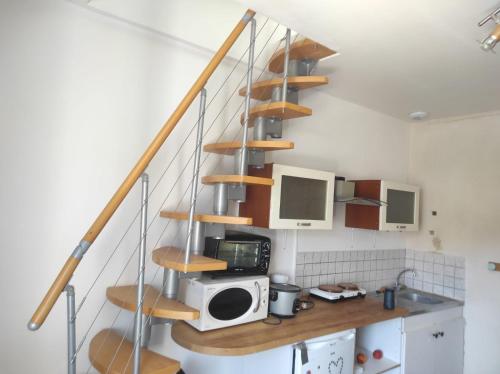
<box><xmin>28</xmin><ymin>9</ymin><xmax>336</xmax><ymax>374</ymax></box>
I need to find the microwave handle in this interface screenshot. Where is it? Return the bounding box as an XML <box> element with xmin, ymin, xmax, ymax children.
<box><xmin>253</xmin><ymin>281</ymin><xmax>261</xmax><ymax>313</ymax></box>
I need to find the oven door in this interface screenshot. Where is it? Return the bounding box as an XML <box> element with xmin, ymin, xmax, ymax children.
<box><xmin>216</xmin><ymin>240</ymin><xmax>262</xmax><ymax>273</ymax></box>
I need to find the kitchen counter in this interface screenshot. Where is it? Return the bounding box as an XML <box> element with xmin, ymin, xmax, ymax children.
<box><xmin>171</xmin><ymin>295</ymin><xmax>408</xmax><ymax>356</ymax></box>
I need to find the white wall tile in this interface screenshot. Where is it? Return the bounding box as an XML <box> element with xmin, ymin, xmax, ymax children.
<box><xmin>328</xmin><ymin>262</ymin><xmax>336</xmax><ymax>274</ymax></box>
<box><xmin>313</xmin><ymin>263</ymin><xmax>321</xmax><ymax>275</ymax></box>
<box><xmin>444</xmin><ymin>287</ymin><xmax>454</xmax><ymax>298</ymax></box>
<box><xmin>433</xmin><ymin>253</ymin><xmax>445</xmax><ymax>264</ymax></box>
<box><xmin>320</xmin><ymin>263</ymin><xmax>328</xmax><ymax>275</ymax></box>
<box><xmin>444</xmin><ymin>265</ymin><xmax>454</xmax><ymax>277</ymax></box>
<box><xmin>455</xmin><ymin>278</ymin><xmax>465</xmax><ymax>289</ymax></box>
<box><xmin>296</xmin><ymin>264</ymin><xmax>304</xmax><ymax>276</ymax></box>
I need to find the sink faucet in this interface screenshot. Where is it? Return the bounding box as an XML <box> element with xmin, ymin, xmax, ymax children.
<box><xmin>395</xmin><ymin>268</ymin><xmax>416</xmax><ymax>290</ymax></box>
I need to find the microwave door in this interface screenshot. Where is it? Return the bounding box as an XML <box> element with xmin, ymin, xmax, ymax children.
<box><xmin>208</xmin><ymin>288</ymin><xmax>254</xmax><ymax>321</ymax></box>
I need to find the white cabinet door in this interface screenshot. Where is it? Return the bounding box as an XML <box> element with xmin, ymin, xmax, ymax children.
<box><xmin>402</xmin><ymin>317</ymin><xmax>464</xmax><ymax>374</ymax></box>
<box><xmin>433</xmin><ymin>318</ymin><xmax>464</xmax><ymax>374</ymax></box>
<box><xmin>402</xmin><ymin>324</ymin><xmax>437</xmax><ymax>374</ymax></box>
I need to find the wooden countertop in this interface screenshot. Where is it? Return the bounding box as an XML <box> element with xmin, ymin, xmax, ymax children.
<box><xmin>171</xmin><ymin>296</ymin><xmax>408</xmax><ymax>356</ymax></box>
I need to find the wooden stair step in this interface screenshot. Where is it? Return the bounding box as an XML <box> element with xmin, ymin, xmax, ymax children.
<box><xmin>107</xmin><ymin>285</ymin><xmax>200</xmax><ymax>320</ymax></box>
<box><xmin>160</xmin><ymin>210</ymin><xmax>252</xmax><ymax>225</ymax></box>
<box><xmin>204</xmin><ymin>140</ymin><xmax>294</xmax><ymax>155</ymax></box>
<box><xmin>89</xmin><ymin>329</ymin><xmax>180</xmax><ymax>374</ymax></box>
<box><xmin>269</xmin><ymin>38</ymin><xmax>336</xmax><ymax>73</ymax></box>
<box><xmin>202</xmin><ymin>174</ymin><xmax>274</xmax><ymax>186</ymax></box>
<box><xmin>239</xmin><ymin>76</ymin><xmax>329</xmax><ymax>100</ymax></box>
<box><xmin>152</xmin><ymin>246</ymin><xmax>227</xmax><ymax>272</ymax></box>
<box><xmin>241</xmin><ymin>101</ymin><xmax>312</xmax><ymax>126</ymax></box>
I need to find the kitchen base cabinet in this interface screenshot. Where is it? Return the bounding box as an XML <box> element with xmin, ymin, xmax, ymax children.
<box><xmin>401</xmin><ymin>307</ymin><xmax>464</xmax><ymax>374</ymax></box>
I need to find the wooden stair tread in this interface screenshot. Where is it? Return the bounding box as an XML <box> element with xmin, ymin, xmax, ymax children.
<box><xmin>152</xmin><ymin>246</ymin><xmax>227</xmax><ymax>272</ymax></box>
<box><xmin>204</xmin><ymin>140</ymin><xmax>294</xmax><ymax>155</ymax></box>
<box><xmin>202</xmin><ymin>174</ymin><xmax>274</xmax><ymax>186</ymax></box>
<box><xmin>241</xmin><ymin>101</ymin><xmax>312</xmax><ymax>126</ymax></box>
<box><xmin>160</xmin><ymin>210</ymin><xmax>252</xmax><ymax>225</ymax></box>
<box><xmin>239</xmin><ymin>76</ymin><xmax>329</xmax><ymax>100</ymax></box>
<box><xmin>89</xmin><ymin>329</ymin><xmax>180</xmax><ymax>374</ymax></box>
<box><xmin>107</xmin><ymin>285</ymin><xmax>199</xmax><ymax>320</ymax></box>
<box><xmin>269</xmin><ymin>38</ymin><xmax>336</xmax><ymax>73</ymax></box>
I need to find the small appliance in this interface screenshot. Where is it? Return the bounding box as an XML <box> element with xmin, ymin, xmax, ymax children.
<box><xmin>293</xmin><ymin>329</ymin><xmax>356</xmax><ymax>374</ymax></box>
<box><xmin>269</xmin><ymin>283</ymin><xmax>301</xmax><ymax>318</ymax></box>
<box><xmin>178</xmin><ymin>275</ymin><xmax>269</xmax><ymax>331</ymax></box>
<box><xmin>309</xmin><ymin>286</ymin><xmax>367</xmax><ymax>302</ymax></box>
<box><xmin>204</xmin><ymin>231</ymin><xmax>271</xmax><ymax>276</ymax></box>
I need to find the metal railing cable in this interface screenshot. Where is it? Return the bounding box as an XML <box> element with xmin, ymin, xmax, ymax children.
<box><xmin>73</xmin><ymin>17</ymin><xmax>271</xmax><ymax>320</ymax></box>
<box><xmin>87</xmin><ymin>29</ymin><xmax>296</xmax><ymax>374</ymax></box>
<box><xmin>101</xmin><ymin>31</ymin><xmax>301</xmax><ymax>374</ymax></box>
<box><xmin>81</xmin><ymin>26</ymin><xmax>287</xmax><ymax>368</ymax></box>
<box><xmin>75</xmin><ymin>23</ymin><xmax>285</xmax><ymax>370</ymax></box>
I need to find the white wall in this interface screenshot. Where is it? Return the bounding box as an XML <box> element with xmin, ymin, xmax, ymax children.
<box><xmin>0</xmin><ymin>2</ymin><xmax>412</xmax><ymax>373</ymax></box>
<box><xmin>12</xmin><ymin>2</ymin><xmax>499</xmax><ymax>374</ymax></box>
<box><xmin>407</xmin><ymin>112</ymin><xmax>500</xmax><ymax>374</ymax></box>
<box><xmin>0</xmin><ymin>1</ymin><xmax>257</xmax><ymax>373</ymax></box>
<box><xmin>264</xmin><ymin>89</ymin><xmax>411</xmax><ymax>280</ymax></box>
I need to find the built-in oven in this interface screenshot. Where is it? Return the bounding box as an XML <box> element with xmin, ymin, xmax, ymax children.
<box><xmin>178</xmin><ymin>275</ymin><xmax>269</xmax><ymax>331</ymax></box>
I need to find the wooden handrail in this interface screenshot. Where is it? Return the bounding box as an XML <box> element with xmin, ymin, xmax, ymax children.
<box><xmin>28</xmin><ymin>9</ymin><xmax>256</xmax><ymax>331</ymax></box>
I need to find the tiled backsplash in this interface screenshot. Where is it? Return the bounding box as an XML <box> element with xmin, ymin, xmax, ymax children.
<box><xmin>295</xmin><ymin>249</ymin><xmax>465</xmax><ymax>301</ymax></box>
<box><xmin>404</xmin><ymin>249</ymin><xmax>465</xmax><ymax>301</ymax></box>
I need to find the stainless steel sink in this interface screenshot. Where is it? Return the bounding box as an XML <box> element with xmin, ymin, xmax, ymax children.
<box><xmin>399</xmin><ymin>292</ymin><xmax>444</xmax><ymax>305</ymax></box>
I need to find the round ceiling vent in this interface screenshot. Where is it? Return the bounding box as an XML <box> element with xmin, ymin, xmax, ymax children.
<box><xmin>408</xmin><ymin>111</ymin><xmax>428</xmax><ymax>121</ymax></box>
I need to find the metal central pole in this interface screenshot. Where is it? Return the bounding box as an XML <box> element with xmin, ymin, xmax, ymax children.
<box><xmin>65</xmin><ymin>285</ymin><xmax>76</xmax><ymax>374</ymax></box>
<box><xmin>133</xmin><ymin>173</ymin><xmax>149</xmax><ymax>374</ymax></box>
<box><xmin>239</xmin><ymin>18</ymin><xmax>256</xmax><ymax>176</ymax></box>
<box><xmin>184</xmin><ymin>89</ymin><xmax>207</xmax><ymax>265</ymax></box>
<box><xmin>281</xmin><ymin>28</ymin><xmax>291</xmax><ymax>102</ymax></box>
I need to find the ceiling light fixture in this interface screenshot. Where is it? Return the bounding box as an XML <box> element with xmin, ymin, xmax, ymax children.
<box><xmin>478</xmin><ymin>6</ymin><xmax>500</xmax><ymax>52</ymax></box>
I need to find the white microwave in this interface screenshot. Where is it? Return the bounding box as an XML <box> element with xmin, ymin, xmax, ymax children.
<box><xmin>240</xmin><ymin>163</ymin><xmax>336</xmax><ymax>230</ymax></box>
<box><xmin>178</xmin><ymin>275</ymin><xmax>269</xmax><ymax>331</ymax></box>
<box><xmin>345</xmin><ymin>180</ymin><xmax>420</xmax><ymax>231</ymax></box>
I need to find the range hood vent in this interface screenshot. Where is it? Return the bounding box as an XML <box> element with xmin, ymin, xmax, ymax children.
<box><xmin>334</xmin><ymin>178</ymin><xmax>387</xmax><ymax>207</ymax></box>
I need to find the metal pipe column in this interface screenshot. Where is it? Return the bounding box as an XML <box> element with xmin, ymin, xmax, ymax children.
<box><xmin>238</xmin><ymin>19</ymin><xmax>257</xmax><ymax>176</ymax></box>
<box><xmin>65</xmin><ymin>285</ymin><xmax>76</xmax><ymax>374</ymax></box>
<box><xmin>281</xmin><ymin>28</ymin><xmax>291</xmax><ymax>102</ymax></box>
<box><xmin>184</xmin><ymin>89</ymin><xmax>207</xmax><ymax>265</ymax></box>
<box><xmin>133</xmin><ymin>173</ymin><xmax>149</xmax><ymax>374</ymax></box>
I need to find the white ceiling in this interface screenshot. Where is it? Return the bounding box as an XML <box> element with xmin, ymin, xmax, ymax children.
<box><xmin>238</xmin><ymin>0</ymin><xmax>500</xmax><ymax>121</ymax></box>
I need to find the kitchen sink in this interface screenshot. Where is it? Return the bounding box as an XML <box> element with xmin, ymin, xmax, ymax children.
<box><xmin>399</xmin><ymin>291</ymin><xmax>444</xmax><ymax>305</ymax></box>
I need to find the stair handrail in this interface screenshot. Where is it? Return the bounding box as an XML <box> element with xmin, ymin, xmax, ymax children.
<box><xmin>28</xmin><ymin>9</ymin><xmax>256</xmax><ymax>331</ymax></box>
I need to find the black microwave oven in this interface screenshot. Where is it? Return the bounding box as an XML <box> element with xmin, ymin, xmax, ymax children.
<box><xmin>203</xmin><ymin>231</ymin><xmax>271</xmax><ymax>276</ymax></box>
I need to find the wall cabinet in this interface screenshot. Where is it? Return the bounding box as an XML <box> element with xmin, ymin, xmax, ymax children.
<box><xmin>402</xmin><ymin>309</ymin><xmax>464</xmax><ymax>374</ymax></box>
<box><xmin>345</xmin><ymin>180</ymin><xmax>420</xmax><ymax>232</ymax></box>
